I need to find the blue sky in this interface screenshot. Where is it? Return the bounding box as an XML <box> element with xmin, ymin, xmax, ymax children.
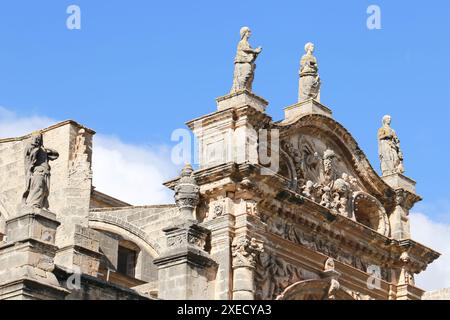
<box><xmin>0</xmin><ymin>0</ymin><xmax>449</xmax><ymax>220</ymax></box>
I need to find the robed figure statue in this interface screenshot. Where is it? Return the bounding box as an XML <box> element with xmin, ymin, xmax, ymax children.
<box><xmin>378</xmin><ymin>115</ymin><xmax>405</xmax><ymax>176</ymax></box>
<box><xmin>231</xmin><ymin>26</ymin><xmax>262</xmax><ymax>93</ymax></box>
<box><xmin>22</xmin><ymin>133</ymin><xmax>59</xmax><ymax>210</ymax></box>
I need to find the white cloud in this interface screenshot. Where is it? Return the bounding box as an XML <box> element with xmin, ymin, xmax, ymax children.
<box><xmin>0</xmin><ymin>106</ymin><xmax>177</xmax><ymax>205</ymax></box>
<box><xmin>410</xmin><ymin>212</ymin><xmax>450</xmax><ymax>292</ymax></box>
<box><xmin>0</xmin><ymin>106</ymin><xmax>54</xmax><ymax>137</ymax></box>
<box><xmin>91</xmin><ymin>135</ymin><xmax>177</xmax><ymax>205</ymax></box>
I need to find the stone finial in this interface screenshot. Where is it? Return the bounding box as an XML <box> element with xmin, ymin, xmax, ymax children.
<box><xmin>230</xmin><ymin>26</ymin><xmax>262</xmax><ymax>93</ymax></box>
<box><xmin>378</xmin><ymin>115</ymin><xmax>405</xmax><ymax>176</ymax></box>
<box><xmin>298</xmin><ymin>42</ymin><xmax>321</xmax><ymax>102</ymax></box>
<box><xmin>174</xmin><ymin>164</ymin><xmax>200</xmax><ymax>220</ymax></box>
<box><xmin>22</xmin><ymin>132</ymin><xmax>59</xmax><ymax>211</ymax></box>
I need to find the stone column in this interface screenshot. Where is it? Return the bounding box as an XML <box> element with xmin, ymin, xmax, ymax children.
<box><xmin>382</xmin><ymin>178</ymin><xmax>418</xmax><ymax>240</ymax></box>
<box><xmin>0</xmin><ymin>208</ymin><xmax>69</xmax><ymax>300</ymax></box>
<box><xmin>231</xmin><ymin>236</ymin><xmax>263</xmax><ymax>300</ymax></box>
<box><xmin>153</xmin><ymin>221</ymin><xmax>216</xmax><ymax>300</ymax></box>
<box><xmin>389</xmin><ymin>190</ymin><xmax>410</xmax><ymax>239</ymax></box>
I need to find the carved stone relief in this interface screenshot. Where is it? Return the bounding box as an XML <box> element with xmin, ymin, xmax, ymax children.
<box><xmin>231</xmin><ymin>237</ymin><xmax>263</xmax><ymax>269</ymax></box>
<box><xmin>261</xmin><ymin>213</ymin><xmax>391</xmax><ymax>282</ymax></box>
<box><xmin>255</xmin><ymin>251</ymin><xmax>306</xmax><ymax>300</ymax></box>
<box><xmin>280</xmin><ymin>133</ymin><xmax>391</xmax><ymax>234</ymax></box>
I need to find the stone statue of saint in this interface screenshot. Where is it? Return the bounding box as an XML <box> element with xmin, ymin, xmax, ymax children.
<box><xmin>231</xmin><ymin>26</ymin><xmax>262</xmax><ymax>93</ymax></box>
<box><xmin>298</xmin><ymin>42</ymin><xmax>321</xmax><ymax>102</ymax></box>
<box><xmin>22</xmin><ymin>133</ymin><xmax>59</xmax><ymax>210</ymax></box>
<box><xmin>378</xmin><ymin>115</ymin><xmax>405</xmax><ymax>176</ymax></box>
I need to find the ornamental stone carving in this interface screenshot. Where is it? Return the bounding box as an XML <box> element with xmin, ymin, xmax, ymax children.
<box><xmin>231</xmin><ymin>27</ymin><xmax>262</xmax><ymax>93</ymax></box>
<box><xmin>262</xmin><ymin>214</ymin><xmax>391</xmax><ymax>281</ymax></box>
<box><xmin>22</xmin><ymin>133</ymin><xmax>59</xmax><ymax>211</ymax></box>
<box><xmin>255</xmin><ymin>251</ymin><xmax>304</xmax><ymax>300</ymax></box>
<box><xmin>398</xmin><ymin>252</ymin><xmax>415</xmax><ymax>286</ymax></box>
<box><xmin>378</xmin><ymin>115</ymin><xmax>405</xmax><ymax>176</ymax></box>
<box><xmin>232</xmin><ymin>236</ymin><xmax>263</xmax><ymax>269</ymax></box>
<box><xmin>324</xmin><ymin>257</ymin><xmax>335</xmax><ymax>272</ymax></box>
<box><xmin>164</xmin><ymin>222</ymin><xmax>208</xmax><ymax>251</ymax></box>
<box><xmin>298</xmin><ymin>42</ymin><xmax>321</xmax><ymax>102</ymax></box>
<box><xmin>174</xmin><ymin>164</ymin><xmax>200</xmax><ymax>220</ymax></box>
<box><xmin>297</xmin><ymin>148</ymin><xmax>357</xmax><ymax>219</ymax></box>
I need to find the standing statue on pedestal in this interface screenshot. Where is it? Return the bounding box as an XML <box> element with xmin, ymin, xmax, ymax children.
<box><xmin>378</xmin><ymin>115</ymin><xmax>405</xmax><ymax>176</ymax></box>
<box><xmin>298</xmin><ymin>42</ymin><xmax>321</xmax><ymax>102</ymax></box>
<box><xmin>22</xmin><ymin>133</ymin><xmax>59</xmax><ymax>210</ymax></box>
<box><xmin>231</xmin><ymin>26</ymin><xmax>262</xmax><ymax>93</ymax></box>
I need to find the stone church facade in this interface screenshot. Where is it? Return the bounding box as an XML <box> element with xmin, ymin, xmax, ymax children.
<box><xmin>0</xmin><ymin>28</ymin><xmax>444</xmax><ymax>300</ymax></box>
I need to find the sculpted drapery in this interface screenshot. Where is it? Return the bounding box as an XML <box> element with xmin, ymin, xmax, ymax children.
<box><xmin>22</xmin><ymin>133</ymin><xmax>59</xmax><ymax>210</ymax></box>
<box><xmin>231</xmin><ymin>26</ymin><xmax>262</xmax><ymax>93</ymax></box>
<box><xmin>378</xmin><ymin>115</ymin><xmax>404</xmax><ymax>176</ymax></box>
<box><xmin>299</xmin><ymin>42</ymin><xmax>321</xmax><ymax>102</ymax></box>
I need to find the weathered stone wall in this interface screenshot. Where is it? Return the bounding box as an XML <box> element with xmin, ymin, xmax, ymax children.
<box><xmin>0</xmin><ymin>121</ymin><xmax>94</xmax><ymax>248</ymax></box>
<box><xmin>89</xmin><ymin>205</ymin><xmax>180</xmax><ymax>255</ymax></box>
<box><xmin>422</xmin><ymin>288</ymin><xmax>450</xmax><ymax>300</ymax></box>
<box><xmin>54</xmin><ymin>268</ymin><xmax>151</xmax><ymax>300</ymax></box>
<box><xmin>88</xmin><ymin>205</ymin><xmax>181</xmax><ymax>288</ymax></box>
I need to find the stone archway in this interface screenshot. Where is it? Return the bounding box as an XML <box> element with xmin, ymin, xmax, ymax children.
<box><xmin>352</xmin><ymin>191</ymin><xmax>390</xmax><ymax>236</ymax></box>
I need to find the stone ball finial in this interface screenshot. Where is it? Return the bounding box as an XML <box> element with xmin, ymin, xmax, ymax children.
<box><xmin>174</xmin><ymin>164</ymin><xmax>200</xmax><ymax>221</ymax></box>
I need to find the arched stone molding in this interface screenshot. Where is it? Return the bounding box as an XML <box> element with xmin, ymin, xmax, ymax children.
<box><xmin>276</xmin><ymin>279</ymin><xmax>355</xmax><ymax>300</ymax></box>
<box><xmin>352</xmin><ymin>191</ymin><xmax>390</xmax><ymax>237</ymax></box>
<box><xmin>275</xmin><ymin>114</ymin><xmax>396</xmax><ymax>212</ymax></box>
<box><xmin>88</xmin><ymin>217</ymin><xmax>160</xmax><ymax>258</ymax></box>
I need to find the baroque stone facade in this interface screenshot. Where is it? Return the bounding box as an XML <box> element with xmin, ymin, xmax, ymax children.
<box><xmin>0</xmin><ymin>28</ymin><xmax>443</xmax><ymax>300</ymax></box>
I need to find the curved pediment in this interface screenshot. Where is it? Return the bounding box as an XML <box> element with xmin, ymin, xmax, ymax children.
<box><xmin>272</xmin><ymin>113</ymin><xmax>396</xmax><ymax>230</ymax></box>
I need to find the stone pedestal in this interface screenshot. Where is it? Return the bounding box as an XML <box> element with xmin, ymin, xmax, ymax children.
<box><xmin>216</xmin><ymin>90</ymin><xmax>268</xmax><ymax>113</ymax></box>
<box><xmin>382</xmin><ymin>173</ymin><xmax>416</xmax><ymax>194</ymax></box>
<box><xmin>153</xmin><ymin>221</ymin><xmax>216</xmax><ymax>300</ymax></box>
<box><xmin>54</xmin><ymin>225</ymin><xmax>102</xmax><ymax>277</ymax></box>
<box><xmin>188</xmin><ymin>98</ymin><xmax>271</xmax><ymax>170</ymax></box>
<box><xmin>0</xmin><ymin>209</ymin><xmax>69</xmax><ymax>300</ymax></box>
<box><xmin>284</xmin><ymin>99</ymin><xmax>332</xmax><ymax>121</ymax></box>
<box><xmin>382</xmin><ymin>174</ymin><xmax>418</xmax><ymax>240</ymax></box>
<box><xmin>390</xmin><ymin>204</ymin><xmax>410</xmax><ymax>240</ymax></box>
